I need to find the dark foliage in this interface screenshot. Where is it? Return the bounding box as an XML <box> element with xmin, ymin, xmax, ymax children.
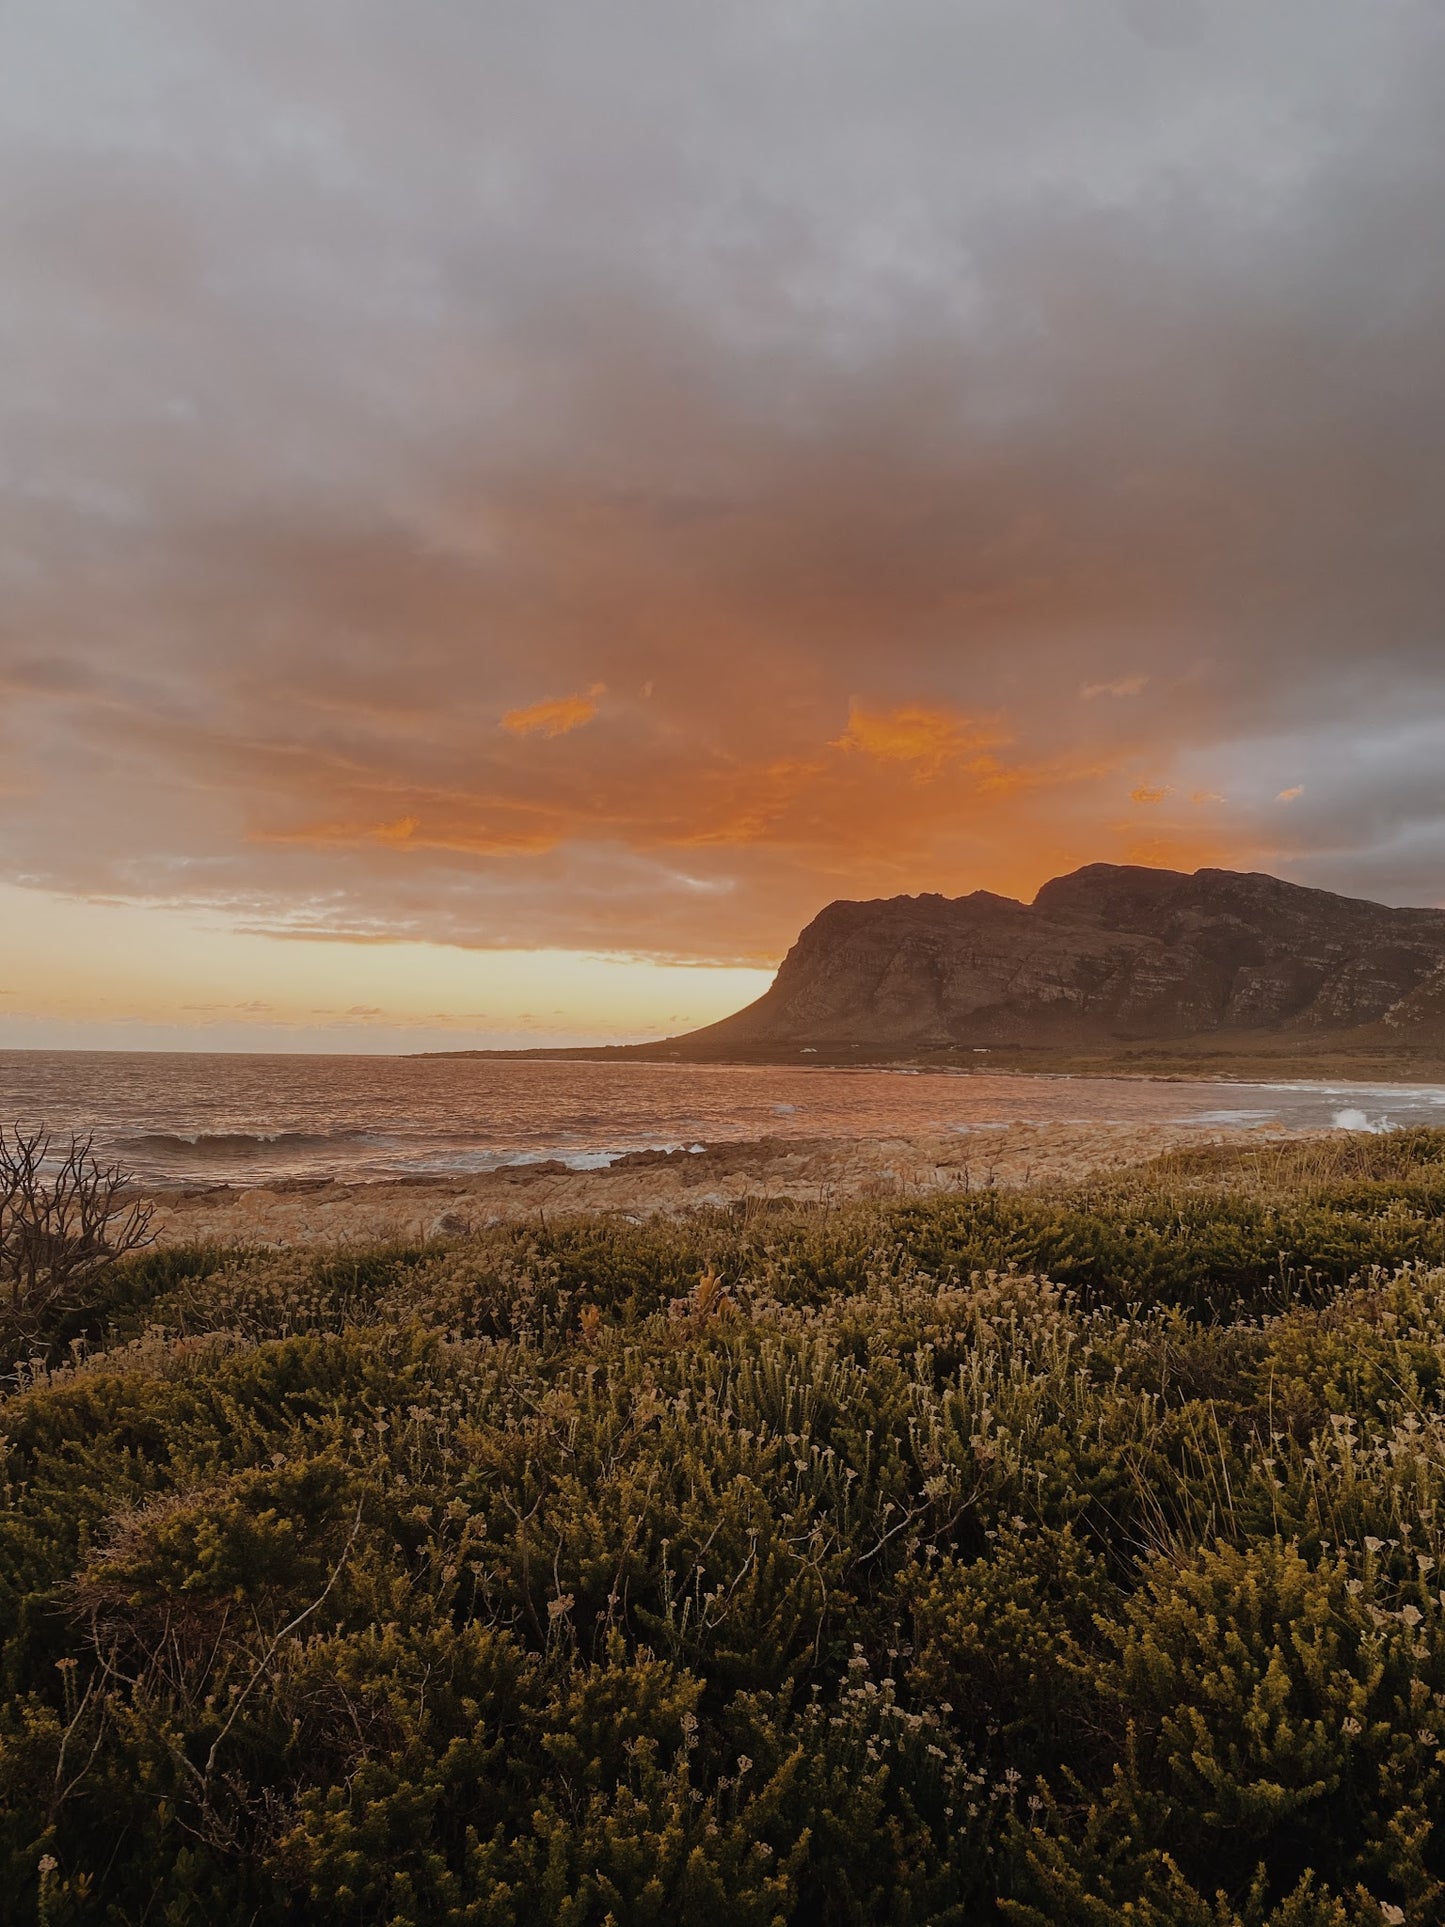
<box><xmin>6</xmin><ymin>1130</ymin><xmax>1445</xmax><ymax>1921</ymax></box>
<box><xmin>0</xmin><ymin>1127</ymin><xmax>156</xmax><ymax>1377</ymax></box>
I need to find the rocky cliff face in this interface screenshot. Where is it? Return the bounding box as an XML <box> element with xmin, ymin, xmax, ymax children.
<box><xmin>685</xmin><ymin>865</ymin><xmax>1445</xmax><ymax>1050</ymax></box>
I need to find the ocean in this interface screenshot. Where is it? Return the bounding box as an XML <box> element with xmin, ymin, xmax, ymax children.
<box><xmin>3</xmin><ymin>1050</ymin><xmax>1445</xmax><ymax>1188</ymax></box>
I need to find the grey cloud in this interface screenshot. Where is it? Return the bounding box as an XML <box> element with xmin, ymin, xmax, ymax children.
<box><xmin>3</xmin><ymin>0</ymin><xmax>1445</xmax><ymax>954</ymax></box>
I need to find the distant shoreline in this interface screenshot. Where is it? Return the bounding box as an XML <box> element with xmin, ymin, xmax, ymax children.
<box><xmin>4</xmin><ymin>1042</ymin><xmax>1443</xmax><ymax>1081</ymax></box>
<box><xmin>411</xmin><ymin>1040</ymin><xmax>1445</xmax><ymax>1084</ymax></box>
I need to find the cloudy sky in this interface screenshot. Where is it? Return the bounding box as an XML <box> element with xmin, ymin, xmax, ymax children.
<box><xmin>3</xmin><ymin>0</ymin><xmax>1444</xmax><ymax>1049</ymax></box>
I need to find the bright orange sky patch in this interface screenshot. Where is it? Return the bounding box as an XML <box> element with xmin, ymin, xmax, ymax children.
<box><xmin>831</xmin><ymin>701</ymin><xmax>1007</xmax><ymax>774</ymax></box>
<box><xmin>501</xmin><ymin>686</ymin><xmax>606</xmax><ymax>738</ymax></box>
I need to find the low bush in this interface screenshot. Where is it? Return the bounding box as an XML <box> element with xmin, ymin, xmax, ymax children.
<box><xmin>6</xmin><ymin>1131</ymin><xmax>1445</xmax><ymax>1920</ymax></box>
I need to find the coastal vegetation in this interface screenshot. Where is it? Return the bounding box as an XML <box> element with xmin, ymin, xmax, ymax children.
<box><xmin>8</xmin><ymin>1132</ymin><xmax>1445</xmax><ymax>1919</ymax></box>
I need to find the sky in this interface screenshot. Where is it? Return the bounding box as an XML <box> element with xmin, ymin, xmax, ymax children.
<box><xmin>3</xmin><ymin>0</ymin><xmax>1445</xmax><ymax>1051</ymax></box>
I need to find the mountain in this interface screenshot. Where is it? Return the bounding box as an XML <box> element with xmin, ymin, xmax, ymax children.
<box><xmin>675</xmin><ymin>865</ymin><xmax>1445</xmax><ymax>1055</ymax></box>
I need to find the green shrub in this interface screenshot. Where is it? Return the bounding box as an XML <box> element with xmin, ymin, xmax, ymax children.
<box><xmin>7</xmin><ymin>1131</ymin><xmax>1445</xmax><ymax>1919</ymax></box>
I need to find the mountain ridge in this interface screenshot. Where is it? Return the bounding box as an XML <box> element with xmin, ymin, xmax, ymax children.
<box><xmin>672</xmin><ymin>863</ymin><xmax>1445</xmax><ymax>1055</ymax></box>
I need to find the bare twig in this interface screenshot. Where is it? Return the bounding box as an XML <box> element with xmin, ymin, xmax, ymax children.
<box><xmin>0</xmin><ymin>1123</ymin><xmax>156</xmax><ymax>1355</ymax></box>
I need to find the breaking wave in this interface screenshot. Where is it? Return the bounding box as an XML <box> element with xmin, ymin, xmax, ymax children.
<box><xmin>117</xmin><ymin>1130</ymin><xmax>369</xmax><ymax>1159</ymax></box>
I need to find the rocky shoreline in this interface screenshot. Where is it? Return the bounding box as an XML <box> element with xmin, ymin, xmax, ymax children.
<box><xmin>142</xmin><ymin>1117</ymin><xmax>1308</xmax><ymax>1247</ymax></box>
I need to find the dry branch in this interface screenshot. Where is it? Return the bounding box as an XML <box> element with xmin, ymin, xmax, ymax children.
<box><xmin>0</xmin><ymin>1122</ymin><xmax>155</xmax><ymax>1353</ymax></box>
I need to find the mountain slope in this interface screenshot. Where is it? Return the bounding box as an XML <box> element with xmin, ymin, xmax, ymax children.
<box><xmin>678</xmin><ymin>865</ymin><xmax>1445</xmax><ymax>1053</ymax></box>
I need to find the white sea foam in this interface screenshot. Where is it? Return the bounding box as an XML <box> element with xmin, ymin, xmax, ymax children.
<box><xmin>1179</xmin><ymin>1108</ymin><xmax>1280</xmax><ymax>1126</ymax></box>
<box><xmin>1333</xmin><ymin>1107</ymin><xmax>1391</xmax><ymax>1133</ymax></box>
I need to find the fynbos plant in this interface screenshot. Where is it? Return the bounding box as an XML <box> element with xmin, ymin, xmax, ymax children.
<box><xmin>0</xmin><ymin>1122</ymin><xmax>155</xmax><ymax>1362</ymax></box>
<box><xmin>5</xmin><ymin>1130</ymin><xmax>1445</xmax><ymax>1920</ymax></box>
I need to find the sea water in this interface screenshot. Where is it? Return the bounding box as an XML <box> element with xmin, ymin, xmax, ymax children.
<box><xmin>1</xmin><ymin>1050</ymin><xmax>1442</xmax><ymax>1188</ymax></box>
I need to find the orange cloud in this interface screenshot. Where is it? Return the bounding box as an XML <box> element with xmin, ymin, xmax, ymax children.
<box><xmin>1120</xmin><ymin>828</ymin><xmax>1259</xmax><ymax>873</ymax></box>
<box><xmin>253</xmin><ymin>816</ymin><xmax>560</xmax><ymax>858</ymax></box>
<box><xmin>1129</xmin><ymin>783</ymin><xmax>1174</xmax><ymax>805</ymax></box>
<box><xmin>832</xmin><ymin>700</ymin><xmax>1006</xmax><ymax>775</ymax></box>
<box><xmin>502</xmin><ymin>684</ymin><xmax>606</xmax><ymax>738</ymax></box>
<box><xmin>1277</xmin><ymin>785</ymin><xmax>1305</xmax><ymax>804</ymax></box>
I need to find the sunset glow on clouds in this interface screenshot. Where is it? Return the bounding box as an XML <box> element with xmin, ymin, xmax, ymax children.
<box><xmin>831</xmin><ymin>703</ymin><xmax>1009</xmax><ymax>777</ymax></box>
<box><xmin>3</xmin><ymin>1</ymin><xmax>1445</xmax><ymax>1046</ymax></box>
<box><xmin>502</xmin><ymin>688</ymin><xmax>607</xmax><ymax>739</ymax></box>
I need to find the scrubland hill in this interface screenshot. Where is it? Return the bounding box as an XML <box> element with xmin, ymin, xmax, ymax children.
<box><xmin>9</xmin><ymin>1132</ymin><xmax>1445</xmax><ymax>1919</ymax></box>
<box><xmin>677</xmin><ymin>864</ymin><xmax>1445</xmax><ymax>1057</ymax></box>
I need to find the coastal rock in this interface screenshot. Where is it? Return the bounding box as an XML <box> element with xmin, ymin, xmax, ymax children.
<box><xmin>144</xmin><ymin>1119</ymin><xmax>1298</xmax><ymax>1249</ymax></box>
<box><xmin>680</xmin><ymin>864</ymin><xmax>1445</xmax><ymax>1051</ymax></box>
<box><xmin>430</xmin><ymin>1210</ymin><xmax>473</xmax><ymax>1237</ymax></box>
